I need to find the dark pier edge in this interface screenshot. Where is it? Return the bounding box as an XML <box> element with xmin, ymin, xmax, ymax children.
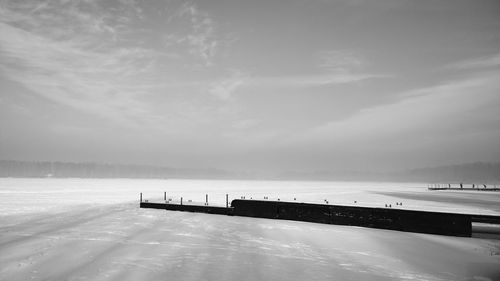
<box><xmin>140</xmin><ymin>199</ymin><xmax>500</xmax><ymax>238</ymax></box>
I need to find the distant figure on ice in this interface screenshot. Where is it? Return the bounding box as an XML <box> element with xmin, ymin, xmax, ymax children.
<box><xmin>460</xmin><ymin>183</ymin><xmax>463</xmax><ymax>188</ymax></box>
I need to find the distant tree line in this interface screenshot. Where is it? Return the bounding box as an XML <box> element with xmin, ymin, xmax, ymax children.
<box><xmin>0</xmin><ymin>160</ymin><xmax>499</xmax><ymax>182</ymax></box>
<box><xmin>0</xmin><ymin>160</ymin><xmax>235</xmax><ymax>179</ymax></box>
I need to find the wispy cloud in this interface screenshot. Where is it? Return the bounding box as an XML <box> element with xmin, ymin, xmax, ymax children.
<box><xmin>246</xmin><ymin>72</ymin><xmax>386</xmax><ymax>88</ymax></box>
<box><xmin>205</xmin><ymin>70</ymin><xmax>385</xmax><ymax>103</ymax></box>
<box><xmin>0</xmin><ymin>0</ymin><xmax>142</xmax><ymax>43</ymax></box>
<box><xmin>206</xmin><ymin>69</ymin><xmax>386</xmax><ymax>102</ymax></box>
<box><xmin>209</xmin><ymin>71</ymin><xmax>247</xmax><ymax>101</ymax></box>
<box><xmin>0</xmin><ymin>1</ymin><xmax>169</xmax><ymax>126</ymax></box>
<box><xmin>293</xmin><ymin>49</ymin><xmax>386</xmax><ymax>87</ymax></box>
<box><xmin>445</xmin><ymin>53</ymin><xmax>500</xmax><ymax>70</ymax></box>
<box><xmin>299</xmin><ymin>71</ymin><xmax>500</xmax><ymax>146</ymax></box>
<box><xmin>168</xmin><ymin>2</ymin><xmax>218</xmax><ymax>66</ymax></box>
<box><xmin>317</xmin><ymin>50</ymin><xmax>366</xmax><ymax>73</ymax></box>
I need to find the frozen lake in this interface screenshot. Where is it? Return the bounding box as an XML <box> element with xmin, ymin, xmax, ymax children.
<box><xmin>1</xmin><ymin>178</ymin><xmax>499</xmax><ymax>281</ymax></box>
<box><xmin>2</xmin><ymin>178</ymin><xmax>500</xmax><ymax>216</ymax></box>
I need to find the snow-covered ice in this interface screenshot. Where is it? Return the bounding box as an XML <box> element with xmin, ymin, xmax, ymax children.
<box><xmin>0</xmin><ymin>178</ymin><xmax>499</xmax><ymax>281</ymax></box>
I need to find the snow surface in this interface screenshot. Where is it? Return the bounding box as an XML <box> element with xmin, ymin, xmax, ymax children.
<box><xmin>0</xmin><ymin>178</ymin><xmax>499</xmax><ymax>281</ymax></box>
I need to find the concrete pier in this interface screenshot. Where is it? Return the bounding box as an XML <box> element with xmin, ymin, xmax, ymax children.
<box><xmin>140</xmin><ymin>199</ymin><xmax>500</xmax><ymax>238</ymax></box>
<box><xmin>231</xmin><ymin>199</ymin><xmax>472</xmax><ymax>237</ymax></box>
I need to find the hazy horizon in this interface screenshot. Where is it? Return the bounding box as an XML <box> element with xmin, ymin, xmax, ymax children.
<box><xmin>2</xmin><ymin>160</ymin><xmax>500</xmax><ymax>184</ymax></box>
<box><xmin>1</xmin><ymin>0</ymin><xmax>500</xmax><ymax>173</ymax></box>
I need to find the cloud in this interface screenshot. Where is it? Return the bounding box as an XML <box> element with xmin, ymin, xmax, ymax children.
<box><xmin>299</xmin><ymin>72</ymin><xmax>500</xmax><ymax>146</ymax></box>
<box><xmin>0</xmin><ymin>1</ymin><xmax>168</xmax><ymax>126</ymax></box>
<box><xmin>204</xmin><ymin>69</ymin><xmax>387</xmax><ymax>103</ymax></box>
<box><xmin>209</xmin><ymin>71</ymin><xmax>247</xmax><ymax>101</ymax></box>
<box><xmin>0</xmin><ymin>0</ymin><xmax>141</xmax><ymax>42</ymax></box>
<box><xmin>206</xmin><ymin>70</ymin><xmax>385</xmax><ymax>102</ymax></box>
<box><xmin>0</xmin><ymin>0</ymin><xmax>241</xmax><ymax>137</ymax></box>
<box><xmin>292</xmin><ymin>73</ymin><xmax>384</xmax><ymax>86</ymax></box>
<box><xmin>317</xmin><ymin>50</ymin><xmax>366</xmax><ymax>73</ymax></box>
<box><xmin>445</xmin><ymin>53</ymin><xmax>500</xmax><ymax>70</ymax></box>
<box><xmin>280</xmin><ymin>49</ymin><xmax>386</xmax><ymax>87</ymax></box>
<box><xmin>170</xmin><ymin>3</ymin><xmax>218</xmax><ymax>66</ymax></box>
<box><xmin>246</xmin><ymin>72</ymin><xmax>386</xmax><ymax>88</ymax></box>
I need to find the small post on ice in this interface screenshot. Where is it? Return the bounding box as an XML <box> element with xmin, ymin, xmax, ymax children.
<box><xmin>140</xmin><ymin>193</ymin><xmax>142</xmax><ymax>203</ymax></box>
<box><xmin>226</xmin><ymin>194</ymin><xmax>229</xmax><ymax>208</ymax></box>
<box><xmin>164</xmin><ymin>192</ymin><xmax>166</xmax><ymax>201</ymax></box>
<box><xmin>181</xmin><ymin>197</ymin><xmax>183</xmax><ymax>205</ymax></box>
<box><xmin>206</xmin><ymin>194</ymin><xmax>208</xmax><ymax>205</ymax></box>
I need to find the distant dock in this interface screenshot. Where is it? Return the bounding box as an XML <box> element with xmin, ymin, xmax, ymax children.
<box><xmin>427</xmin><ymin>183</ymin><xmax>499</xmax><ymax>191</ymax></box>
<box><xmin>139</xmin><ymin>193</ymin><xmax>500</xmax><ymax>238</ymax></box>
<box><xmin>428</xmin><ymin>187</ymin><xmax>500</xmax><ymax>191</ymax></box>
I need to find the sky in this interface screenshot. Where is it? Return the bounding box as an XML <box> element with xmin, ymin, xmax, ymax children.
<box><xmin>0</xmin><ymin>0</ymin><xmax>499</xmax><ymax>173</ymax></box>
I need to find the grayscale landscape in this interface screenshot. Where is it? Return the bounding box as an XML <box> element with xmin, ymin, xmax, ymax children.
<box><xmin>1</xmin><ymin>0</ymin><xmax>500</xmax><ymax>280</ymax></box>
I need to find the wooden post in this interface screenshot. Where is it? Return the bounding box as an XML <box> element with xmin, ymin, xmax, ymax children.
<box><xmin>181</xmin><ymin>197</ymin><xmax>183</xmax><ymax>205</ymax></box>
<box><xmin>164</xmin><ymin>192</ymin><xmax>166</xmax><ymax>201</ymax></box>
<box><xmin>140</xmin><ymin>192</ymin><xmax>142</xmax><ymax>203</ymax></box>
<box><xmin>226</xmin><ymin>194</ymin><xmax>229</xmax><ymax>208</ymax></box>
<box><xmin>206</xmin><ymin>194</ymin><xmax>208</xmax><ymax>205</ymax></box>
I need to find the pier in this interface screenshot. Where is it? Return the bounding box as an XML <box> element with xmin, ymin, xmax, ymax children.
<box><xmin>139</xmin><ymin>193</ymin><xmax>500</xmax><ymax>238</ymax></box>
